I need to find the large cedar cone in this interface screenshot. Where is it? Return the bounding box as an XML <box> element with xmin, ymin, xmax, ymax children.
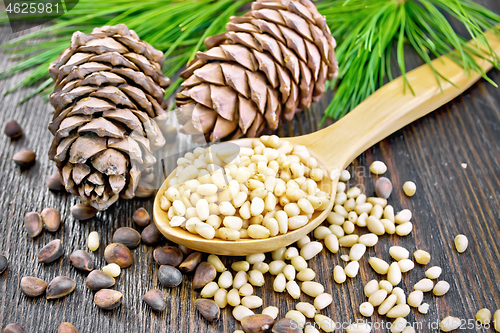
<box><xmin>48</xmin><ymin>24</ymin><xmax>170</xmax><ymax>210</ymax></box>
<box><xmin>176</xmin><ymin>0</ymin><xmax>338</xmax><ymax>142</ymax></box>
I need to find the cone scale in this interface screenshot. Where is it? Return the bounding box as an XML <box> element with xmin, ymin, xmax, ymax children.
<box><xmin>176</xmin><ymin>0</ymin><xmax>338</xmax><ymax>142</ymax></box>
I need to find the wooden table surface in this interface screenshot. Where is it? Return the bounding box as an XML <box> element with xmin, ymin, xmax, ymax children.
<box><xmin>1</xmin><ymin>2</ymin><xmax>500</xmax><ymax>332</ymax></box>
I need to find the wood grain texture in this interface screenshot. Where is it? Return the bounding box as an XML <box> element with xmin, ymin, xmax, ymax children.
<box><xmin>1</xmin><ymin>2</ymin><xmax>500</xmax><ymax>332</ymax></box>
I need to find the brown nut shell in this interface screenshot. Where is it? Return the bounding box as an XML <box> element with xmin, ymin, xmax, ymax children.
<box><xmin>37</xmin><ymin>239</ymin><xmax>63</xmax><ymax>264</ymax></box>
<box><xmin>153</xmin><ymin>246</ymin><xmax>183</xmax><ymax>267</ymax></box>
<box><xmin>58</xmin><ymin>322</ymin><xmax>79</xmax><ymax>333</ymax></box>
<box><xmin>41</xmin><ymin>208</ymin><xmax>61</xmax><ymax>232</ymax></box>
<box><xmin>94</xmin><ymin>289</ymin><xmax>123</xmax><ymax>310</ymax></box>
<box><xmin>104</xmin><ymin>243</ymin><xmax>133</xmax><ymax>268</ymax></box>
<box><xmin>24</xmin><ymin>212</ymin><xmax>43</xmax><ymax>238</ymax></box>
<box><xmin>69</xmin><ymin>250</ymin><xmax>94</xmax><ymax>272</ymax></box>
<box><xmin>46</xmin><ymin>276</ymin><xmax>76</xmax><ymax>299</ymax></box>
<box><xmin>20</xmin><ymin>276</ymin><xmax>48</xmax><ymax>297</ymax></box>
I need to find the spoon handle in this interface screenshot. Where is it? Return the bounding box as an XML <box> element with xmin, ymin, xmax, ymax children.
<box><xmin>297</xmin><ymin>28</ymin><xmax>500</xmax><ymax>173</ymax></box>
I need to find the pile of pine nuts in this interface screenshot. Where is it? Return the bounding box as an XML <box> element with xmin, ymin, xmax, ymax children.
<box><xmin>160</xmin><ymin>135</ymin><xmax>330</xmax><ymax>240</ymax></box>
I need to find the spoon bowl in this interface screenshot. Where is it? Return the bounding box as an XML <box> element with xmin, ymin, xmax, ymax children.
<box><xmin>154</xmin><ymin>29</ymin><xmax>500</xmax><ymax>255</ymax></box>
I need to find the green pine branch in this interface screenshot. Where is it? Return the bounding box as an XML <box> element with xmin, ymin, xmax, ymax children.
<box><xmin>1</xmin><ymin>0</ymin><xmax>499</xmax><ymax>123</ymax></box>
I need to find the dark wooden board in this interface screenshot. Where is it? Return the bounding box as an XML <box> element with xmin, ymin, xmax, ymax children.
<box><xmin>0</xmin><ymin>2</ymin><xmax>499</xmax><ymax>332</ymax></box>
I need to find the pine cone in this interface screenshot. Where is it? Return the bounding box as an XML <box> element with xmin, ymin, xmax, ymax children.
<box><xmin>176</xmin><ymin>0</ymin><xmax>338</xmax><ymax>142</ymax></box>
<box><xmin>48</xmin><ymin>24</ymin><xmax>170</xmax><ymax>210</ymax></box>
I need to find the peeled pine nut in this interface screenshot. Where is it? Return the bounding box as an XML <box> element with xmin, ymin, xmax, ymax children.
<box><xmin>232</xmin><ymin>305</ymin><xmax>254</xmax><ymax>321</ymax></box>
<box><xmin>286</xmin><ymin>280</ymin><xmax>301</xmax><ymax>299</ymax></box>
<box><xmin>269</xmin><ymin>260</ymin><xmax>286</xmax><ymax>275</ymax></box>
<box><xmin>346</xmin><ymin>323</ymin><xmax>371</xmax><ymax>333</ymax></box>
<box><xmin>273</xmin><ymin>273</ymin><xmax>286</xmax><ymax>292</ymax></box>
<box><xmin>272</xmin><ymin>247</ymin><xmax>286</xmax><ymax>261</ymax></box>
<box><xmin>403</xmin><ymin>181</ymin><xmax>416</xmax><ymax>197</ymax></box>
<box><xmin>418</xmin><ymin>303</ymin><xmax>429</xmax><ymax>314</ymax></box>
<box><xmin>284</xmin><ymin>247</ymin><xmax>299</xmax><ymax>259</ymax></box>
<box><xmin>370</xmin><ymin>161</ymin><xmax>387</xmax><ymax>175</ymax></box>
<box><xmin>343</xmin><ymin>221</ymin><xmax>355</xmax><ymax>234</ymax></box>
<box><xmin>241</xmin><ymin>295</ymin><xmax>262</xmax><ymax>309</ymax></box>
<box><xmin>349</xmin><ymin>244</ymin><xmax>366</xmax><ymax>261</ymax></box>
<box><xmin>407</xmin><ymin>290</ymin><xmax>424</xmax><ymax>307</ymax></box>
<box><xmin>218</xmin><ymin>271</ymin><xmax>233</xmax><ymax>289</ymax></box>
<box><xmin>314</xmin><ymin>226</ymin><xmax>332</xmax><ymax>240</ymax></box>
<box><xmin>383</xmin><ymin>205</ymin><xmax>395</xmax><ymax>221</ymax></box>
<box><xmin>296</xmin><ymin>268</ymin><xmax>316</xmax><ymax>281</ymax></box>
<box><xmin>232</xmin><ymin>261</ymin><xmax>250</xmax><ymax>272</ymax></box>
<box><xmin>379</xmin><ymin>280</ymin><xmax>393</xmax><ymax>293</ymax></box>
<box><xmin>252</xmin><ymin>262</ymin><xmax>269</xmax><ymax>274</ymax></box>
<box><xmin>214</xmin><ymin>288</ymin><xmax>227</xmax><ymax>308</ymax></box>
<box><xmin>239</xmin><ymin>283</ymin><xmax>253</xmax><ymax>297</ymax></box>
<box><xmin>201</xmin><ymin>282</ymin><xmax>219</xmax><ymax>298</ymax></box>
<box><xmin>493</xmin><ymin>310</ymin><xmax>500</xmax><ymax>332</ymax></box>
<box><xmin>395</xmin><ymin>222</ymin><xmax>413</xmax><ymax>236</ymax></box>
<box><xmin>329</xmin><ymin>225</ymin><xmax>344</xmax><ymax>238</ymax></box>
<box><xmin>454</xmin><ymin>234</ymin><xmax>468</xmax><ymax>253</ymax></box>
<box><xmin>324</xmin><ymin>234</ymin><xmax>339</xmax><ymax>253</ymax></box>
<box><xmin>87</xmin><ymin>231</ymin><xmax>99</xmax><ymax>251</ymax></box>
<box><xmin>425</xmin><ymin>266</ymin><xmax>442</xmax><ymax>279</ymax></box>
<box><xmin>345</xmin><ymin>261</ymin><xmax>360</xmax><ymax>278</ymax></box>
<box><xmin>301</xmin><ymin>281</ymin><xmax>324</xmax><ymax>297</ymax></box>
<box><xmin>386</xmin><ymin>304</ymin><xmax>411</xmax><ymax>318</ymax></box>
<box><xmin>296</xmin><ymin>302</ymin><xmax>317</xmax><ymax>318</ymax></box>
<box><xmin>283</xmin><ymin>265</ymin><xmax>295</xmax><ymax>281</ymax></box>
<box><xmin>367</xmin><ymin>216</ymin><xmax>385</xmax><ymax>235</ymax></box>
<box><xmin>378</xmin><ymin>294</ymin><xmax>397</xmax><ymax>315</ymax></box>
<box><xmin>314</xmin><ymin>314</ymin><xmax>336</xmax><ymax>332</ymax></box>
<box><xmin>402</xmin><ymin>327</ymin><xmax>415</xmax><ymax>333</ymax></box>
<box><xmin>387</xmin><ymin>262</ymin><xmax>402</xmax><ymax>286</ymax></box>
<box><xmin>359</xmin><ymin>302</ymin><xmax>374</xmax><ymax>317</ymax></box>
<box><xmin>414</xmin><ymin>278</ymin><xmax>434</xmax><ymax>292</ymax></box>
<box><xmin>341</xmin><ymin>255</ymin><xmax>350</xmax><ymax>262</ymax></box>
<box><xmin>391</xmin><ymin>317</ymin><xmax>407</xmax><ymax>333</ymax></box>
<box><xmin>227</xmin><ymin>289</ymin><xmax>240</xmax><ymax>307</ymax></box>
<box><xmin>248</xmin><ymin>270</ymin><xmax>264</xmax><ymax>287</ymax></box>
<box><xmin>398</xmin><ymin>259</ymin><xmax>415</xmax><ymax>273</ymax></box>
<box><xmin>433</xmin><ymin>281</ymin><xmax>450</xmax><ymax>296</ymax></box>
<box><xmin>389</xmin><ymin>246</ymin><xmax>410</xmax><ymax>261</ymax></box>
<box><xmin>392</xmin><ymin>287</ymin><xmax>406</xmax><ymax>305</ymax></box>
<box><xmin>368</xmin><ymin>289</ymin><xmax>388</xmax><ymax>307</ymax></box>
<box><xmin>327</xmin><ymin>212</ymin><xmax>345</xmax><ymax>225</ymax></box>
<box><xmin>286</xmin><ymin>310</ymin><xmax>306</xmax><ymax>328</ymax></box>
<box><xmin>364</xmin><ymin>280</ymin><xmax>379</xmax><ymax>297</ymax></box>
<box><xmin>300</xmin><ymin>241</ymin><xmax>323</xmax><ymax>260</ymax></box>
<box><xmin>339</xmin><ymin>235</ymin><xmax>359</xmax><ymax>247</ymax></box>
<box><xmin>291</xmin><ymin>256</ymin><xmax>308</xmax><ymax>271</ymax></box>
<box><xmin>102</xmin><ymin>264</ymin><xmax>121</xmax><ymax>278</ymax></box>
<box><xmin>262</xmin><ymin>306</ymin><xmax>279</xmax><ymax>320</ymax></box>
<box><xmin>369</xmin><ymin>257</ymin><xmax>390</xmax><ymax>274</ymax></box>
<box><xmin>414</xmin><ymin>250</ymin><xmax>431</xmax><ymax>265</ymax></box>
<box><xmin>314</xmin><ymin>293</ymin><xmax>333</xmax><ymax>310</ymax></box>
<box><xmin>358</xmin><ymin>233</ymin><xmax>378</xmax><ymax>247</ymax></box>
<box><xmin>395</xmin><ymin>209</ymin><xmax>412</xmax><ymax>224</ymax></box>
<box><xmin>440</xmin><ymin>316</ymin><xmax>461</xmax><ymax>332</ymax></box>
<box><xmin>233</xmin><ymin>271</ymin><xmax>248</xmax><ymax>289</ymax></box>
<box><xmin>334</xmin><ymin>265</ymin><xmax>346</xmax><ymax>284</ymax></box>
<box><xmin>381</xmin><ymin>219</ymin><xmax>396</xmax><ymax>234</ymax></box>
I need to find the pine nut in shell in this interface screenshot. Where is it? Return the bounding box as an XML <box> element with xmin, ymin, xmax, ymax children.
<box><xmin>37</xmin><ymin>239</ymin><xmax>64</xmax><ymax>264</ymax></box>
<box><xmin>41</xmin><ymin>208</ymin><xmax>61</xmax><ymax>232</ymax></box>
<box><xmin>57</xmin><ymin>322</ymin><xmax>78</xmax><ymax>333</ymax></box>
<box><xmin>196</xmin><ymin>299</ymin><xmax>220</xmax><ymax>322</ymax></box>
<box><xmin>375</xmin><ymin>177</ymin><xmax>393</xmax><ymax>199</ymax></box>
<box><xmin>86</xmin><ymin>270</ymin><xmax>115</xmax><ymax>290</ymax></box>
<box><xmin>433</xmin><ymin>281</ymin><xmax>450</xmax><ymax>296</ymax></box>
<box><xmin>69</xmin><ymin>250</ymin><xmax>94</xmax><ymax>272</ymax></box>
<box><xmin>24</xmin><ymin>212</ymin><xmax>43</xmax><ymax>238</ymax></box>
<box><xmin>20</xmin><ymin>276</ymin><xmax>47</xmax><ymax>297</ymax></box>
<box><xmin>46</xmin><ymin>276</ymin><xmax>76</xmax><ymax>300</ymax></box>
<box><xmin>143</xmin><ymin>289</ymin><xmax>165</xmax><ymax>312</ymax></box>
<box><xmin>241</xmin><ymin>314</ymin><xmax>275</xmax><ymax>333</ymax></box>
<box><xmin>4</xmin><ymin>324</ymin><xmax>26</xmax><ymax>333</ymax></box>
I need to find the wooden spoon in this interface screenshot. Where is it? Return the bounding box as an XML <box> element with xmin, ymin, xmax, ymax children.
<box><xmin>154</xmin><ymin>29</ymin><xmax>500</xmax><ymax>255</ymax></box>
